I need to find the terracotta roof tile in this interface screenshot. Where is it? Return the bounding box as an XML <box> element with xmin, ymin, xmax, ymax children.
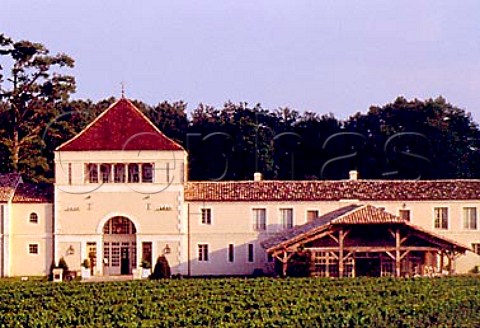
<box><xmin>333</xmin><ymin>205</ymin><xmax>403</xmax><ymax>224</ymax></box>
<box><xmin>261</xmin><ymin>205</ymin><xmax>469</xmax><ymax>252</ymax></box>
<box><xmin>185</xmin><ymin>180</ymin><xmax>480</xmax><ymax>202</ymax></box>
<box><xmin>57</xmin><ymin>98</ymin><xmax>184</xmax><ymax>151</ymax></box>
<box><xmin>0</xmin><ymin>173</ymin><xmax>22</xmax><ymax>202</ymax></box>
<box><xmin>12</xmin><ymin>183</ymin><xmax>53</xmax><ymax>203</ymax></box>
<box><xmin>261</xmin><ymin>205</ymin><xmax>360</xmax><ymax>249</ymax></box>
<box><xmin>0</xmin><ymin>174</ymin><xmax>52</xmax><ymax>203</ymax></box>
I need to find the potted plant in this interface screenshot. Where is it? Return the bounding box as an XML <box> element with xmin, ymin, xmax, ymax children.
<box><xmin>81</xmin><ymin>259</ymin><xmax>91</xmax><ymax>279</ymax></box>
<box><xmin>141</xmin><ymin>260</ymin><xmax>151</xmax><ymax>278</ymax></box>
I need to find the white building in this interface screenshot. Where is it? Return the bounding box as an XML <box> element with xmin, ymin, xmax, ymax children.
<box><xmin>1</xmin><ymin>98</ymin><xmax>479</xmax><ymax>277</ymax></box>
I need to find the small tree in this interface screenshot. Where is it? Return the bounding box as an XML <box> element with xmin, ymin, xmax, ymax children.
<box><xmin>57</xmin><ymin>257</ymin><xmax>69</xmax><ymax>277</ymax></box>
<box><xmin>141</xmin><ymin>260</ymin><xmax>151</xmax><ymax>269</ymax></box>
<box><xmin>47</xmin><ymin>260</ymin><xmax>56</xmax><ymax>281</ymax></box>
<box><xmin>150</xmin><ymin>255</ymin><xmax>171</xmax><ymax>279</ymax></box>
<box><xmin>82</xmin><ymin>259</ymin><xmax>90</xmax><ymax>269</ymax></box>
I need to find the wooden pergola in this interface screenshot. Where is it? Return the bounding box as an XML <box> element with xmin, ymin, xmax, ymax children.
<box><xmin>262</xmin><ymin>205</ymin><xmax>469</xmax><ymax>278</ymax></box>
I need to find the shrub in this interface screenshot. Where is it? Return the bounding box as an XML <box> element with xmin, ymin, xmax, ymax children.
<box><xmin>150</xmin><ymin>255</ymin><xmax>171</xmax><ymax>279</ymax></box>
<box><xmin>141</xmin><ymin>260</ymin><xmax>151</xmax><ymax>269</ymax></box>
<box><xmin>469</xmin><ymin>265</ymin><xmax>479</xmax><ymax>274</ymax></box>
<box><xmin>82</xmin><ymin>259</ymin><xmax>90</xmax><ymax>269</ymax></box>
<box><xmin>47</xmin><ymin>261</ymin><xmax>56</xmax><ymax>281</ymax></box>
<box><xmin>57</xmin><ymin>257</ymin><xmax>69</xmax><ymax>278</ymax></box>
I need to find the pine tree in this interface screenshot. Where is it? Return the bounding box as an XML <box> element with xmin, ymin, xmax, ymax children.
<box><xmin>0</xmin><ymin>34</ymin><xmax>75</xmax><ymax>182</ymax></box>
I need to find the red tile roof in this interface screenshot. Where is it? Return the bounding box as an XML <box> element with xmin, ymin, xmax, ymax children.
<box><xmin>57</xmin><ymin>98</ymin><xmax>184</xmax><ymax>151</ymax></box>
<box><xmin>185</xmin><ymin>180</ymin><xmax>480</xmax><ymax>202</ymax></box>
<box><xmin>262</xmin><ymin>205</ymin><xmax>402</xmax><ymax>249</ymax></box>
<box><xmin>12</xmin><ymin>183</ymin><xmax>53</xmax><ymax>203</ymax></box>
<box><xmin>261</xmin><ymin>205</ymin><xmax>361</xmax><ymax>249</ymax></box>
<box><xmin>332</xmin><ymin>205</ymin><xmax>404</xmax><ymax>224</ymax></box>
<box><xmin>0</xmin><ymin>174</ymin><xmax>52</xmax><ymax>203</ymax></box>
<box><xmin>0</xmin><ymin>173</ymin><xmax>22</xmax><ymax>202</ymax></box>
<box><xmin>261</xmin><ymin>205</ymin><xmax>469</xmax><ymax>252</ymax></box>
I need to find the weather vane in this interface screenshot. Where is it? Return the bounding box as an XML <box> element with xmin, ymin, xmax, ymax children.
<box><xmin>121</xmin><ymin>81</ymin><xmax>125</xmax><ymax>98</ymax></box>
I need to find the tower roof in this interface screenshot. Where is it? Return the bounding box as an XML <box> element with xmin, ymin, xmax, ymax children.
<box><xmin>57</xmin><ymin>98</ymin><xmax>184</xmax><ymax>151</ymax></box>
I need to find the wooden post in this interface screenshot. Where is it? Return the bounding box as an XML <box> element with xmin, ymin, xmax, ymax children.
<box><xmin>395</xmin><ymin>228</ymin><xmax>401</xmax><ymax>277</ymax></box>
<box><xmin>451</xmin><ymin>252</ymin><xmax>457</xmax><ymax>275</ymax></box>
<box><xmin>282</xmin><ymin>251</ymin><xmax>288</xmax><ymax>277</ymax></box>
<box><xmin>309</xmin><ymin>251</ymin><xmax>316</xmax><ymax>277</ymax></box>
<box><xmin>439</xmin><ymin>251</ymin><xmax>444</xmax><ymax>274</ymax></box>
<box><xmin>447</xmin><ymin>251</ymin><xmax>453</xmax><ymax>275</ymax></box>
<box><xmin>339</xmin><ymin>229</ymin><xmax>344</xmax><ymax>278</ymax></box>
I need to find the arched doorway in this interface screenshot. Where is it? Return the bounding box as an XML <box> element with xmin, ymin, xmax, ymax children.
<box><xmin>103</xmin><ymin>216</ymin><xmax>137</xmax><ymax>275</ymax></box>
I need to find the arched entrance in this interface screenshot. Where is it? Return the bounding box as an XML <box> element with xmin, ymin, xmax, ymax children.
<box><xmin>103</xmin><ymin>216</ymin><xmax>137</xmax><ymax>275</ymax></box>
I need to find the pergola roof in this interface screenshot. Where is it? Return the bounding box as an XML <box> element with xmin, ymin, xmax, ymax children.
<box><xmin>261</xmin><ymin>204</ymin><xmax>470</xmax><ymax>253</ymax></box>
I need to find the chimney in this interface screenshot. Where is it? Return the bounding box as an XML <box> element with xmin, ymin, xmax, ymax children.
<box><xmin>349</xmin><ymin>170</ymin><xmax>358</xmax><ymax>181</ymax></box>
<box><xmin>254</xmin><ymin>172</ymin><xmax>263</xmax><ymax>182</ymax></box>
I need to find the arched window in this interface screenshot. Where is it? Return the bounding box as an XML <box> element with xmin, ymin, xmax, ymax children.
<box><xmin>29</xmin><ymin>212</ymin><xmax>38</xmax><ymax>224</ymax></box>
<box><xmin>103</xmin><ymin>216</ymin><xmax>136</xmax><ymax>234</ymax></box>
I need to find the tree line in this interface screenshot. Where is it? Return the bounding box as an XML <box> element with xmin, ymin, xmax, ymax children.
<box><xmin>1</xmin><ymin>33</ymin><xmax>479</xmax><ymax>183</ymax></box>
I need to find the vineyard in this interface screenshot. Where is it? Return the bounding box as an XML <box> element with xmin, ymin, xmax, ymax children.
<box><xmin>0</xmin><ymin>276</ymin><xmax>479</xmax><ymax>327</ymax></box>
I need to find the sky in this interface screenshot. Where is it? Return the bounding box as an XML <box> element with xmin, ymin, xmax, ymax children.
<box><xmin>2</xmin><ymin>1</ymin><xmax>480</xmax><ymax>121</ymax></box>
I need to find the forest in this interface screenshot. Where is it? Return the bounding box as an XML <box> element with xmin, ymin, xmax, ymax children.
<box><xmin>1</xmin><ymin>33</ymin><xmax>479</xmax><ymax>183</ymax></box>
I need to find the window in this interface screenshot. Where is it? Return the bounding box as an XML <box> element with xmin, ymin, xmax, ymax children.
<box><xmin>434</xmin><ymin>207</ymin><xmax>448</xmax><ymax>229</ymax></box>
<box><xmin>142</xmin><ymin>163</ymin><xmax>154</xmax><ymax>183</ymax></box>
<box><xmin>87</xmin><ymin>242</ymin><xmax>97</xmax><ymax>267</ymax></box>
<box><xmin>267</xmin><ymin>253</ymin><xmax>274</xmax><ymax>263</ymax></box>
<box><xmin>399</xmin><ymin>210</ymin><xmax>410</xmax><ymax>221</ymax></box>
<box><xmin>103</xmin><ymin>217</ymin><xmax>136</xmax><ymax>234</ymax></box>
<box><xmin>29</xmin><ymin>212</ymin><xmax>38</xmax><ymax>224</ymax></box>
<box><xmin>463</xmin><ymin>207</ymin><xmax>478</xmax><ymax>230</ymax></box>
<box><xmin>142</xmin><ymin>242</ymin><xmax>152</xmax><ymax>266</ymax></box>
<box><xmin>128</xmin><ymin>164</ymin><xmax>140</xmax><ymax>183</ymax></box>
<box><xmin>100</xmin><ymin>164</ymin><xmax>111</xmax><ymax>183</ymax></box>
<box><xmin>228</xmin><ymin>244</ymin><xmax>234</xmax><ymax>262</ymax></box>
<box><xmin>280</xmin><ymin>209</ymin><xmax>293</xmax><ymax>229</ymax></box>
<box><xmin>111</xmin><ymin>242</ymin><xmax>120</xmax><ymax>267</ymax></box>
<box><xmin>253</xmin><ymin>209</ymin><xmax>266</xmax><ymax>231</ymax></box>
<box><xmin>104</xmin><ymin>242</ymin><xmax>110</xmax><ymax>266</ymax></box>
<box><xmin>68</xmin><ymin>163</ymin><xmax>72</xmax><ymax>185</ymax></box>
<box><xmin>86</xmin><ymin>164</ymin><xmax>98</xmax><ymax>183</ymax></box>
<box><xmin>306</xmin><ymin>210</ymin><xmax>319</xmax><ymax>222</ymax></box>
<box><xmin>201</xmin><ymin>208</ymin><xmax>211</xmax><ymax>225</ymax></box>
<box><xmin>472</xmin><ymin>243</ymin><xmax>480</xmax><ymax>255</ymax></box>
<box><xmin>198</xmin><ymin>244</ymin><xmax>209</xmax><ymax>261</ymax></box>
<box><xmin>29</xmin><ymin>244</ymin><xmax>38</xmax><ymax>254</ymax></box>
<box><xmin>247</xmin><ymin>244</ymin><xmax>254</xmax><ymax>262</ymax></box>
<box><xmin>85</xmin><ymin>163</ymin><xmax>156</xmax><ymax>184</ymax></box>
<box><xmin>114</xmin><ymin>164</ymin><xmax>126</xmax><ymax>183</ymax></box>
